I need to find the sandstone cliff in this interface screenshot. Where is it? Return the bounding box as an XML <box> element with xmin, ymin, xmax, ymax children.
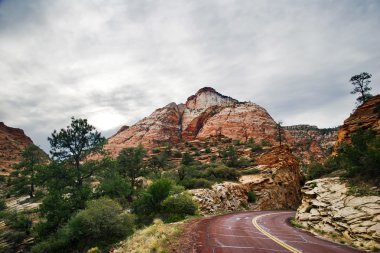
<box><xmin>296</xmin><ymin>178</ymin><xmax>380</xmax><ymax>251</ymax></box>
<box><xmin>336</xmin><ymin>94</ymin><xmax>380</xmax><ymax>146</ymax></box>
<box><xmin>105</xmin><ymin>87</ymin><xmax>334</xmax><ymax>161</ymax></box>
<box><xmin>284</xmin><ymin>125</ymin><xmax>337</xmax><ymax>164</ymax></box>
<box><xmin>0</xmin><ymin>122</ymin><xmax>34</xmax><ymax>175</ymax></box>
<box><xmin>190</xmin><ymin>146</ymin><xmax>303</xmax><ymax>214</ymax></box>
<box><xmin>105</xmin><ymin>87</ymin><xmax>279</xmax><ymax>156</ymax></box>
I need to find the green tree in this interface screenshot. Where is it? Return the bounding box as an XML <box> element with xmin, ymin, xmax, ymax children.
<box><xmin>220</xmin><ymin>146</ymin><xmax>239</xmax><ymax>167</ymax></box>
<box><xmin>350</xmin><ymin>72</ymin><xmax>373</xmax><ymax>105</ymax></box>
<box><xmin>33</xmin><ymin>197</ymin><xmax>135</xmax><ymax>253</ymax></box>
<box><xmin>10</xmin><ymin>144</ymin><xmax>47</xmax><ymax>198</ymax></box>
<box><xmin>276</xmin><ymin>121</ymin><xmax>285</xmax><ymax>146</ymax></box>
<box><xmin>148</xmin><ymin>151</ymin><xmax>168</xmax><ymax>178</ymax></box>
<box><xmin>48</xmin><ymin>117</ymin><xmax>105</xmax><ymax>188</ymax></box>
<box><xmin>117</xmin><ymin>144</ymin><xmax>147</xmax><ymax>195</ymax></box>
<box><xmin>181</xmin><ymin>152</ymin><xmax>194</xmax><ymax>166</ymax></box>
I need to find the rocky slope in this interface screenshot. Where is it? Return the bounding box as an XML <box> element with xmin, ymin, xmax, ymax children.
<box><xmin>296</xmin><ymin>178</ymin><xmax>380</xmax><ymax>251</ymax></box>
<box><xmin>190</xmin><ymin>146</ymin><xmax>303</xmax><ymax>214</ymax></box>
<box><xmin>284</xmin><ymin>125</ymin><xmax>337</xmax><ymax>164</ymax></box>
<box><xmin>336</xmin><ymin>94</ymin><xmax>380</xmax><ymax>145</ymax></box>
<box><xmin>105</xmin><ymin>87</ymin><xmax>334</xmax><ymax>162</ymax></box>
<box><xmin>0</xmin><ymin>122</ymin><xmax>34</xmax><ymax>175</ymax></box>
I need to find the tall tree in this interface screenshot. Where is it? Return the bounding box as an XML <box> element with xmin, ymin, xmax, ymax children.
<box><xmin>276</xmin><ymin>121</ymin><xmax>285</xmax><ymax>146</ymax></box>
<box><xmin>117</xmin><ymin>144</ymin><xmax>146</xmax><ymax>195</ymax></box>
<box><xmin>350</xmin><ymin>72</ymin><xmax>373</xmax><ymax>105</ymax></box>
<box><xmin>48</xmin><ymin>117</ymin><xmax>105</xmax><ymax>187</ymax></box>
<box><xmin>11</xmin><ymin>144</ymin><xmax>48</xmax><ymax>198</ymax></box>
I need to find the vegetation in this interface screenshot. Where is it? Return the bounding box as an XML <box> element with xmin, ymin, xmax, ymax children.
<box><xmin>350</xmin><ymin>72</ymin><xmax>373</xmax><ymax>105</ymax></box>
<box><xmin>247</xmin><ymin>191</ymin><xmax>256</xmax><ymax>203</ymax></box>
<box><xmin>10</xmin><ymin>144</ymin><xmax>47</xmax><ymax>198</ymax></box>
<box><xmin>116</xmin><ymin>219</ymin><xmax>184</xmax><ymax>253</ymax></box>
<box><xmin>304</xmin><ymin>128</ymin><xmax>380</xmax><ymax>185</ymax></box>
<box><xmin>33</xmin><ymin>198</ymin><xmax>135</xmax><ymax>253</ymax></box>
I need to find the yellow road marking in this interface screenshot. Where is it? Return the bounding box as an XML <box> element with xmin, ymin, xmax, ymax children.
<box><xmin>252</xmin><ymin>213</ymin><xmax>302</xmax><ymax>253</ymax></box>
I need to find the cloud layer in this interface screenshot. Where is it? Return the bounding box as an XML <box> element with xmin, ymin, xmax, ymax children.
<box><xmin>0</xmin><ymin>0</ymin><xmax>379</xmax><ymax>151</ymax></box>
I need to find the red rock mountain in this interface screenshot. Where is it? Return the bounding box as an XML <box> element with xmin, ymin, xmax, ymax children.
<box><xmin>336</xmin><ymin>94</ymin><xmax>380</xmax><ymax>145</ymax></box>
<box><xmin>0</xmin><ymin>122</ymin><xmax>34</xmax><ymax>175</ymax></box>
<box><xmin>105</xmin><ymin>87</ymin><xmax>337</xmax><ymax>161</ymax></box>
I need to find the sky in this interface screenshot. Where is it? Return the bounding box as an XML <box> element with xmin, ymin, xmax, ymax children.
<box><xmin>0</xmin><ymin>0</ymin><xmax>379</xmax><ymax>152</ymax></box>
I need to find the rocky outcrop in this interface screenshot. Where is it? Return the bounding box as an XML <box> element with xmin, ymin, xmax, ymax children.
<box><xmin>105</xmin><ymin>103</ymin><xmax>184</xmax><ymax>156</ymax></box>
<box><xmin>296</xmin><ymin>178</ymin><xmax>380</xmax><ymax>250</ymax></box>
<box><xmin>0</xmin><ymin>122</ymin><xmax>34</xmax><ymax>175</ymax></box>
<box><xmin>105</xmin><ymin>87</ymin><xmax>336</xmax><ymax>160</ymax></box>
<box><xmin>190</xmin><ymin>146</ymin><xmax>303</xmax><ymax>214</ymax></box>
<box><xmin>284</xmin><ymin>125</ymin><xmax>338</xmax><ymax>164</ymax></box>
<box><xmin>336</xmin><ymin>94</ymin><xmax>380</xmax><ymax>146</ymax></box>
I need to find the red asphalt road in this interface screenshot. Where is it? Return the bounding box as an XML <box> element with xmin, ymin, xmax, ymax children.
<box><xmin>195</xmin><ymin>210</ymin><xmax>364</xmax><ymax>253</ymax></box>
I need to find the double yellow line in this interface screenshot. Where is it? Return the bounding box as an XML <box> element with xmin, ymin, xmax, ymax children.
<box><xmin>252</xmin><ymin>213</ymin><xmax>302</xmax><ymax>253</ymax></box>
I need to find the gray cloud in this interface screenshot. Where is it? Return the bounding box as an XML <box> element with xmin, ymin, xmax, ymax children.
<box><xmin>0</xmin><ymin>0</ymin><xmax>379</xmax><ymax>152</ymax></box>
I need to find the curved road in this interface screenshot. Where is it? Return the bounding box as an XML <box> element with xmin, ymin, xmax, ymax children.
<box><xmin>194</xmin><ymin>211</ymin><xmax>364</xmax><ymax>253</ymax></box>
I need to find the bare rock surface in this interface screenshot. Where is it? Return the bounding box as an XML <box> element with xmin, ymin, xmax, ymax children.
<box><xmin>296</xmin><ymin>177</ymin><xmax>380</xmax><ymax>250</ymax></box>
<box><xmin>0</xmin><ymin>122</ymin><xmax>34</xmax><ymax>175</ymax></box>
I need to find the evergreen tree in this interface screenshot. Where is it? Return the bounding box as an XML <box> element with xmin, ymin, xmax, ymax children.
<box><xmin>350</xmin><ymin>72</ymin><xmax>373</xmax><ymax>105</ymax></box>
<box><xmin>10</xmin><ymin>144</ymin><xmax>47</xmax><ymax>198</ymax></box>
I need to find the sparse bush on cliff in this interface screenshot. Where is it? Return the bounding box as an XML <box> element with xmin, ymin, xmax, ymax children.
<box><xmin>247</xmin><ymin>191</ymin><xmax>256</xmax><ymax>203</ymax></box>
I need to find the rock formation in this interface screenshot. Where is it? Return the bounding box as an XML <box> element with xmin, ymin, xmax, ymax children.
<box><xmin>296</xmin><ymin>178</ymin><xmax>380</xmax><ymax>251</ymax></box>
<box><xmin>190</xmin><ymin>146</ymin><xmax>303</xmax><ymax>214</ymax></box>
<box><xmin>105</xmin><ymin>87</ymin><xmax>334</xmax><ymax>161</ymax></box>
<box><xmin>284</xmin><ymin>125</ymin><xmax>337</xmax><ymax>164</ymax></box>
<box><xmin>0</xmin><ymin>122</ymin><xmax>34</xmax><ymax>175</ymax></box>
<box><xmin>336</xmin><ymin>94</ymin><xmax>380</xmax><ymax>145</ymax></box>
<box><xmin>105</xmin><ymin>87</ymin><xmax>279</xmax><ymax>156</ymax></box>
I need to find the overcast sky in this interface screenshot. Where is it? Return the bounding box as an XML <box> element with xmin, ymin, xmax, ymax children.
<box><xmin>0</xmin><ymin>0</ymin><xmax>379</xmax><ymax>152</ymax></box>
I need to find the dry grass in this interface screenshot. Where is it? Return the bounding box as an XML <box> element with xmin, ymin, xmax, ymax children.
<box><xmin>115</xmin><ymin>219</ymin><xmax>183</xmax><ymax>253</ymax></box>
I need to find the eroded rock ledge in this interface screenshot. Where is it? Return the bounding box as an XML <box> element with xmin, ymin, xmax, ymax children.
<box><xmin>190</xmin><ymin>147</ymin><xmax>303</xmax><ymax>214</ymax></box>
<box><xmin>296</xmin><ymin>177</ymin><xmax>380</xmax><ymax>250</ymax></box>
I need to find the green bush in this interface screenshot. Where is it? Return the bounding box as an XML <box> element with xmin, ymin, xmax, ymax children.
<box><xmin>33</xmin><ymin>197</ymin><xmax>135</xmax><ymax>253</ymax></box>
<box><xmin>4</xmin><ymin>211</ymin><xmax>32</xmax><ymax>231</ymax></box>
<box><xmin>247</xmin><ymin>191</ymin><xmax>256</xmax><ymax>203</ymax></box>
<box><xmin>0</xmin><ymin>198</ymin><xmax>6</xmax><ymax>211</ymax></box>
<box><xmin>306</xmin><ymin>162</ymin><xmax>330</xmax><ymax>180</ymax></box>
<box><xmin>95</xmin><ymin>172</ymin><xmax>131</xmax><ymax>205</ymax></box>
<box><xmin>239</xmin><ymin>168</ymin><xmax>260</xmax><ymax>176</ymax></box>
<box><xmin>173</xmin><ymin>151</ymin><xmax>182</xmax><ymax>158</ymax></box>
<box><xmin>205</xmin><ymin>147</ymin><xmax>211</xmax><ymax>154</ymax></box>
<box><xmin>180</xmin><ymin>178</ymin><xmax>213</xmax><ymax>189</ymax></box>
<box><xmin>206</xmin><ymin>165</ymin><xmax>238</xmax><ymax>181</ymax></box>
<box><xmin>152</xmin><ymin>148</ymin><xmax>161</xmax><ymax>154</ymax></box>
<box><xmin>162</xmin><ymin>193</ymin><xmax>197</xmax><ymax>223</ymax></box>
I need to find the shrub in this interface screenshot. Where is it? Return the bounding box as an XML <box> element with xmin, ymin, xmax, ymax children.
<box><xmin>95</xmin><ymin>173</ymin><xmax>131</xmax><ymax>205</ymax></box>
<box><xmin>205</xmin><ymin>147</ymin><xmax>211</xmax><ymax>154</ymax></box>
<box><xmin>173</xmin><ymin>151</ymin><xmax>182</xmax><ymax>158</ymax></box>
<box><xmin>180</xmin><ymin>178</ymin><xmax>213</xmax><ymax>189</ymax></box>
<box><xmin>152</xmin><ymin>148</ymin><xmax>161</xmax><ymax>154</ymax></box>
<box><xmin>306</xmin><ymin>162</ymin><xmax>329</xmax><ymax>180</ymax></box>
<box><xmin>260</xmin><ymin>140</ymin><xmax>271</xmax><ymax>147</ymax></box>
<box><xmin>247</xmin><ymin>191</ymin><xmax>256</xmax><ymax>203</ymax></box>
<box><xmin>0</xmin><ymin>198</ymin><xmax>6</xmax><ymax>211</ymax></box>
<box><xmin>33</xmin><ymin>197</ymin><xmax>135</xmax><ymax>253</ymax></box>
<box><xmin>239</xmin><ymin>168</ymin><xmax>260</xmax><ymax>175</ymax></box>
<box><xmin>206</xmin><ymin>165</ymin><xmax>238</xmax><ymax>181</ymax></box>
<box><xmin>181</xmin><ymin>152</ymin><xmax>194</xmax><ymax>166</ymax></box>
<box><xmin>4</xmin><ymin>211</ymin><xmax>32</xmax><ymax>231</ymax></box>
<box><xmin>162</xmin><ymin>193</ymin><xmax>197</xmax><ymax>223</ymax></box>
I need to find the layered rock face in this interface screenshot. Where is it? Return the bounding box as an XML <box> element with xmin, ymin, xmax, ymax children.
<box><xmin>105</xmin><ymin>87</ymin><xmax>278</xmax><ymax>156</ymax></box>
<box><xmin>190</xmin><ymin>147</ymin><xmax>303</xmax><ymax>214</ymax></box>
<box><xmin>105</xmin><ymin>103</ymin><xmax>184</xmax><ymax>156</ymax></box>
<box><xmin>284</xmin><ymin>125</ymin><xmax>337</xmax><ymax>163</ymax></box>
<box><xmin>0</xmin><ymin>122</ymin><xmax>34</xmax><ymax>175</ymax></box>
<box><xmin>336</xmin><ymin>94</ymin><xmax>380</xmax><ymax>145</ymax></box>
<box><xmin>105</xmin><ymin>87</ymin><xmax>336</xmax><ymax>161</ymax></box>
<box><xmin>296</xmin><ymin>178</ymin><xmax>380</xmax><ymax>250</ymax></box>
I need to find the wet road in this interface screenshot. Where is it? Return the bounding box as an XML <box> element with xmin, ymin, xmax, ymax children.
<box><xmin>195</xmin><ymin>210</ymin><xmax>364</xmax><ymax>253</ymax></box>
